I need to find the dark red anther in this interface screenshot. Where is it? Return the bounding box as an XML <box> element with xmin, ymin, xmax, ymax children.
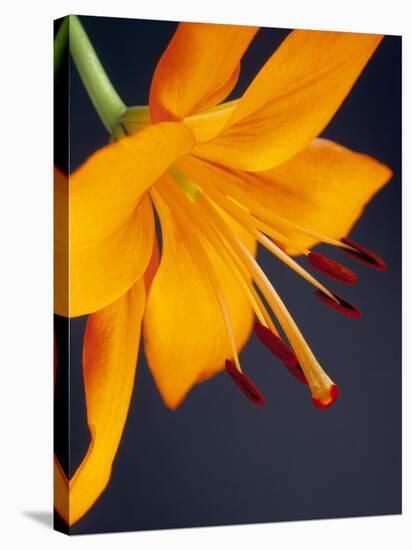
<box><xmin>307</xmin><ymin>252</ymin><xmax>357</xmax><ymax>285</ymax></box>
<box><xmin>315</xmin><ymin>289</ymin><xmax>361</xmax><ymax>320</ymax></box>
<box><xmin>254</xmin><ymin>323</ymin><xmax>297</xmax><ymax>367</ymax></box>
<box><xmin>253</xmin><ymin>323</ymin><xmax>308</xmax><ymax>385</ymax></box>
<box><xmin>225</xmin><ymin>360</ymin><xmax>265</xmax><ymax>406</ymax></box>
<box><xmin>340</xmin><ymin>238</ymin><xmax>387</xmax><ymax>271</ymax></box>
<box><xmin>312</xmin><ymin>384</ymin><xmax>340</xmax><ymax>409</ymax></box>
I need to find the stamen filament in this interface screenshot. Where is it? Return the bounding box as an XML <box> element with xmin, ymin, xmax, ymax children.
<box><xmin>175</xmin><ymin>171</ymin><xmax>338</xmax><ymax>304</ymax></box>
<box><xmin>191</xmin><ymin>173</ymin><xmax>308</xmax><ymax>255</ymax></box>
<box><xmin>256</xmin><ymin>232</ymin><xmax>338</xmax><ymax>303</ymax></box>
<box><xmin>189</xmin><ymin>160</ymin><xmax>357</xmax><ymax>254</ymax></box>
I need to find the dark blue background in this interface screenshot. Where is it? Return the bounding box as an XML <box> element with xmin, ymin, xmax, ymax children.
<box><xmin>57</xmin><ymin>16</ymin><xmax>402</xmax><ymax>535</ymax></box>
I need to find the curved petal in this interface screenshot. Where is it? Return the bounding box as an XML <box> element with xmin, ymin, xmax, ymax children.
<box><xmin>150</xmin><ymin>22</ymin><xmax>258</xmax><ymax>122</ymax></box>
<box><xmin>183</xmin><ymin>100</ymin><xmax>237</xmax><ymax>143</ymax></box>
<box><xmin>193</xmin><ymin>30</ymin><xmax>383</xmax><ymax>171</ymax></box>
<box><xmin>54</xmin><ymin>167</ymin><xmax>69</xmax><ymax>316</ymax></box>
<box><xmin>144</xmin><ymin>234</ymin><xmax>160</xmax><ymax>292</ymax></box>
<box><xmin>54</xmin><ymin>457</ymin><xmax>69</xmax><ymax>524</ymax></box>
<box><xmin>54</xmin><ymin>280</ymin><xmax>146</xmax><ymax>526</ymax></box>
<box><xmin>179</xmin><ymin>139</ymin><xmax>392</xmax><ymax>253</ymax></box>
<box><xmin>143</xmin><ymin>181</ymin><xmax>256</xmax><ymax>409</ymax></box>
<box><xmin>54</xmin><ymin>123</ymin><xmax>194</xmax><ymax>317</ymax></box>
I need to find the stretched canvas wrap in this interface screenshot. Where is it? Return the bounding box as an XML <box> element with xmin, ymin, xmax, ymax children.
<box><xmin>53</xmin><ymin>15</ymin><xmax>402</xmax><ymax>535</ymax></box>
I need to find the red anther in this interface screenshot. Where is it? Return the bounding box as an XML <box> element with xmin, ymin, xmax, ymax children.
<box><xmin>307</xmin><ymin>252</ymin><xmax>357</xmax><ymax>285</ymax></box>
<box><xmin>254</xmin><ymin>323</ymin><xmax>297</xmax><ymax>367</ymax></box>
<box><xmin>340</xmin><ymin>238</ymin><xmax>387</xmax><ymax>271</ymax></box>
<box><xmin>315</xmin><ymin>289</ymin><xmax>361</xmax><ymax>320</ymax></box>
<box><xmin>253</xmin><ymin>323</ymin><xmax>308</xmax><ymax>385</ymax></box>
<box><xmin>287</xmin><ymin>363</ymin><xmax>308</xmax><ymax>385</ymax></box>
<box><xmin>225</xmin><ymin>360</ymin><xmax>265</xmax><ymax>406</ymax></box>
<box><xmin>312</xmin><ymin>384</ymin><xmax>340</xmax><ymax>409</ymax></box>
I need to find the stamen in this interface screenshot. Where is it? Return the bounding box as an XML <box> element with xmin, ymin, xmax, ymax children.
<box><xmin>315</xmin><ymin>289</ymin><xmax>361</xmax><ymax>319</ymax></box>
<box><xmin>257</xmin><ymin>232</ymin><xmax>338</xmax><ymax>302</ymax></box>
<box><xmin>184</xmin><ymin>173</ymin><xmax>339</xmax><ymax>303</ymax></box>
<box><xmin>193</xmin><ymin>192</ymin><xmax>338</xmax><ymax>408</ymax></box>
<box><xmin>181</xmin><ymin>168</ymin><xmax>308</xmax><ymax>255</ymax></box>
<box><xmin>185</xmin><ymin>159</ymin><xmax>344</xmax><ymax>249</ymax></box>
<box><xmin>225</xmin><ymin>359</ymin><xmax>265</xmax><ymax>406</ymax></box>
<box><xmin>234</xmin><ymin>239</ymin><xmax>338</xmax><ymax>408</ymax></box>
<box><xmin>254</xmin><ymin>322</ymin><xmax>307</xmax><ymax>385</ymax></box>
<box><xmin>163</xmin><ymin>173</ymin><xmax>339</xmax><ymax>409</ymax></box>
<box><xmin>254</xmin><ymin>322</ymin><xmax>297</xmax><ymax>367</ymax></box>
<box><xmin>307</xmin><ymin>252</ymin><xmax>357</xmax><ymax>285</ymax></box>
<box><xmin>340</xmin><ymin>238</ymin><xmax>387</xmax><ymax>271</ymax></box>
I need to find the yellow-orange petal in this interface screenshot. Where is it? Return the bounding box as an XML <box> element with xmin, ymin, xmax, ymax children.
<box><xmin>193</xmin><ymin>30</ymin><xmax>383</xmax><ymax>171</ymax></box>
<box><xmin>179</xmin><ymin>139</ymin><xmax>392</xmax><ymax>253</ymax></box>
<box><xmin>183</xmin><ymin>100</ymin><xmax>238</xmax><ymax>143</ymax></box>
<box><xmin>54</xmin><ymin>280</ymin><xmax>146</xmax><ymax>526</ymax></box>
<box><xmin>54</xmin><ymin>456</ymin><xmax>69</xmax><ymax>525</ymax></box>
<box><xmin>54</xmin><ymin>122</ymin><xmax>194</xmax><ymax>317</ymax></box>
<box><xmin>143</xmin><ymin>177</ymin><xmax>256</xmax><ymax>409</ymax></box>
<box><xmin>149</xmin><ymin>22</ymin><xmax>257</xmax><ymax>122</ymax></box>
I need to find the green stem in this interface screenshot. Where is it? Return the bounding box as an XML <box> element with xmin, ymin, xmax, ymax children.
<box><xmin>54</xmin><ymin>17</ymin><xmax>69</xmax><ymax>77</ymax></box>
<box><xmin>69</xmin><ymin>15</ymin><xmax>126</xmax><ymax>133</ymax></box>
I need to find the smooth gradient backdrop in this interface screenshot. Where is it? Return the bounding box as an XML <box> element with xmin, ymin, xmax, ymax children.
<box><xmin>54</xmin><ymin>16</ymin><xmax>401</xmax><ymax>535</ymax></box>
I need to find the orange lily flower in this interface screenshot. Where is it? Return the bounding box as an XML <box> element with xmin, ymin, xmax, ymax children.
<box><xmin>54</xmin><ymin>22</ymin><xmax>392</xmax><ymax>526</ymax></box>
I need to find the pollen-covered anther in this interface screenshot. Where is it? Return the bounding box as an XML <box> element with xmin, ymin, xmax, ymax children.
<box><xmin>315</xmin><ymin>289</ymin><xmax>361</xmax><ymax>319</ymax></box>
<box><xmin>340</xmin><ymin>238</ymin><xmax>387</xmax><ymax>271</ymax></box>
<box><xmin>225</xmin><ymin>359</ymin><xmax>265</xmax><ymax>406</ymax></box>
<box><xmin>307</xmin><ymin>252</ymin><xmax>357</xmax><ymax>285</ymax></box>
<box><xmin>253</xmin><ymin>323</ymin><xmax>307</xmax><ymax>384</ymax></box>
<box><xmin>312</xmin><ymin>384</ymin><xmax>340</xmax><ymax>410</ymax></box>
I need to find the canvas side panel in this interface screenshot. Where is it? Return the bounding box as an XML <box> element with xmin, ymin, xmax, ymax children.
<box><xmin>53</xmin><ymin>15</ymin><xmax>70</xmax><ymax>536</ymax></box>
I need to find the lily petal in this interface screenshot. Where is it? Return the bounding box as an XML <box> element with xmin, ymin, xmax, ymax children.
<box><xmin>54</xmin><ymin>280</ymin><xmax>145</xmax><ymax>526</ymax></box>
<box><xmin>150</xmin><ymin>22</ymin><xmax>258</xmax><ymax>122</ymax></box>
<box><xmin>179</xmin><ymin>139</ymin><xmax>392</xmax><ymax>253</ymax></box>
<box><xmin>143</xmin><ymin>180</ymin><xmax>256</xmax><ymax>409</ymax></box>
<box><xmin>193</xmin><ymin>30</ymin><xmax>383</xmax><ymax>171</ymax></box>
<box><xmin>183</xmin><ymin>100</ymin><xmax>237</xmax><ymax>143</ymax></box>
<box><xmin>54</xmin><ymin>123</ymin><xmax>194</xmax><ymax>317</ymax></box>
<box><xmin>54</xmin><ymin>457</ymin><xmax>69</xmax><ymax>525</ymax></box>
